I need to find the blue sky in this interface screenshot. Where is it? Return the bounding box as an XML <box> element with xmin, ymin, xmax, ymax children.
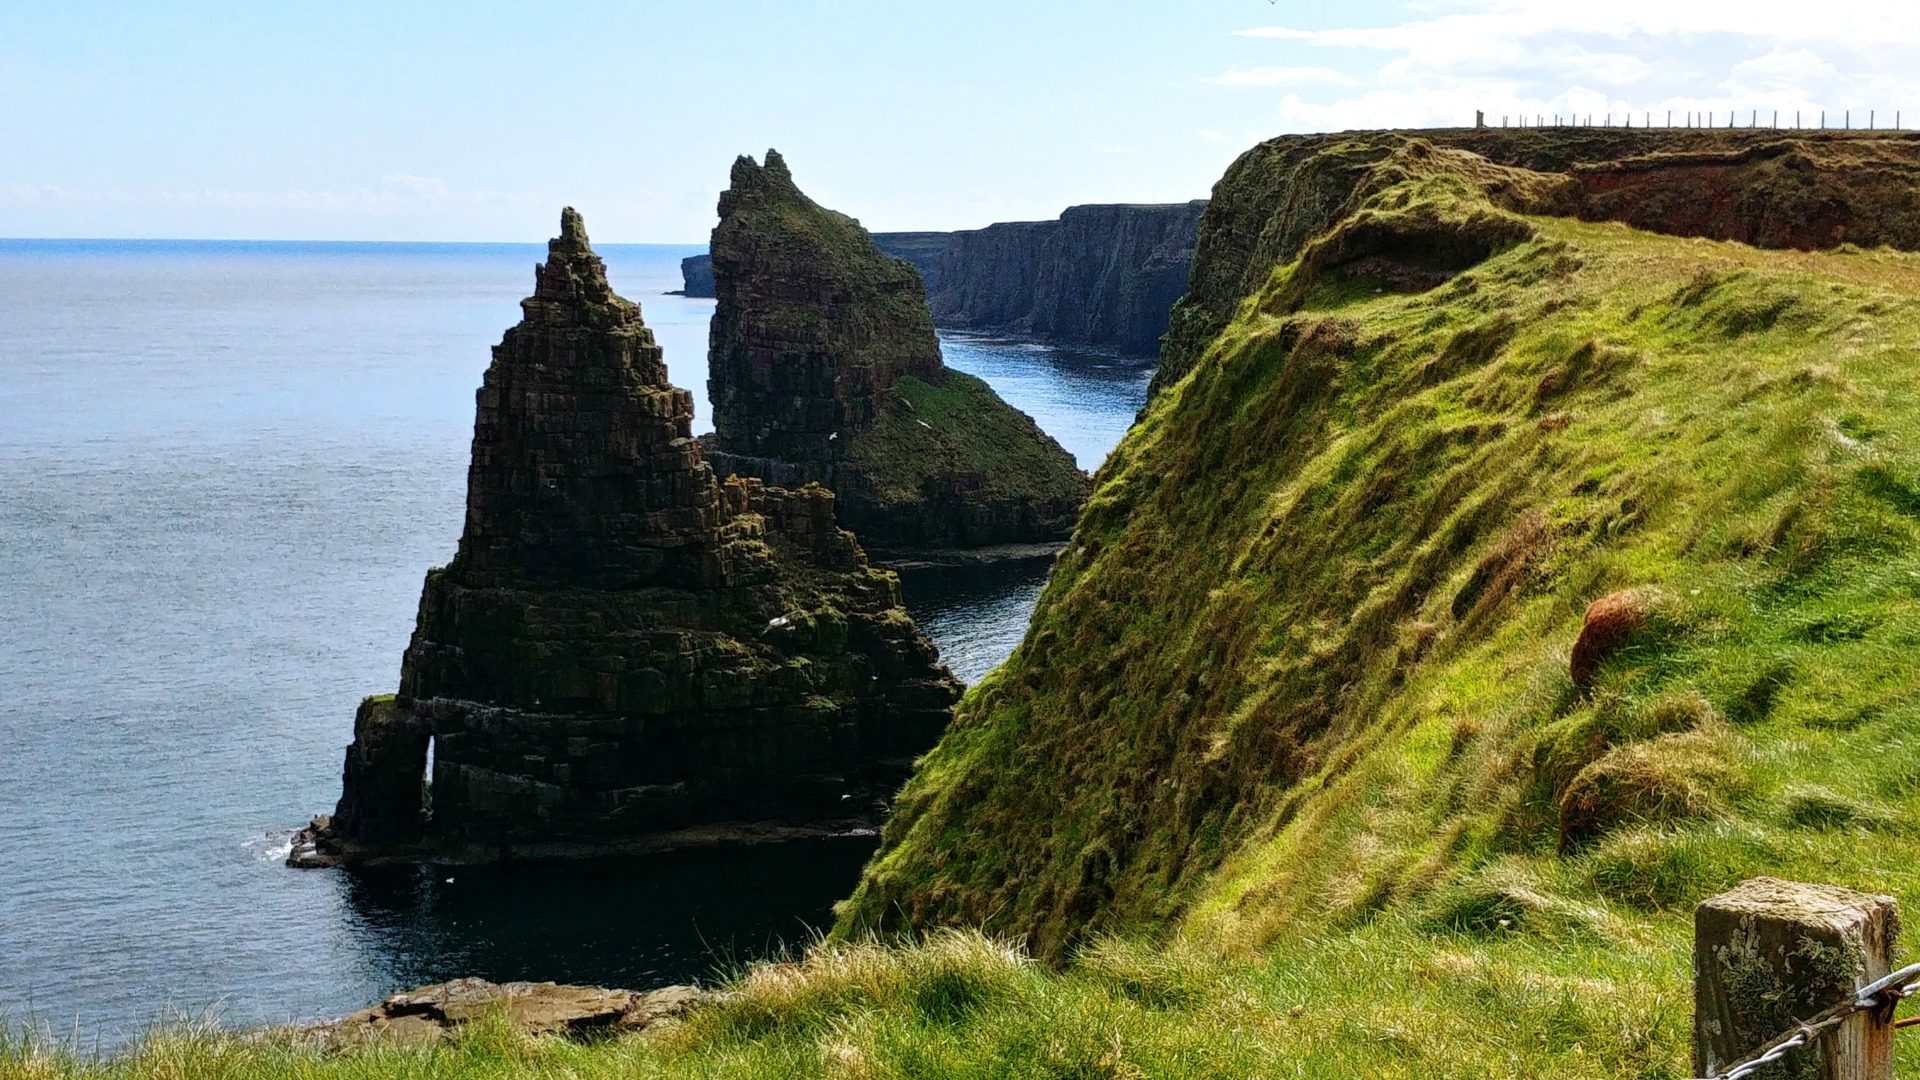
<box><xmin>3</xmin><ymin>0</ymin><xmax>1915</xmax><ymax>241</ymax></box>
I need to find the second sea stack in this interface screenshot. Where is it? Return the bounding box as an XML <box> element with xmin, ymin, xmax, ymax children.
<box><xmin>293</xmin><ymin>208</ymin><xmax>960</xmax><ymax>867</ymax></box>
<box><xmin>704</xmin><ymin>150</ymin><xmax>1091</xmax><ymax>553</ymax></box>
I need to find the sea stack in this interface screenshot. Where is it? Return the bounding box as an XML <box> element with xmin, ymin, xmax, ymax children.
<box><xmin>703</xmin><ymin>150</ymin><xmax>1091</xmax><ymax>553</ymax></box>
<box><xmin>293</xmin><ymin>208</ymin><xmax>960</xmax><ymax>867</ymax></box>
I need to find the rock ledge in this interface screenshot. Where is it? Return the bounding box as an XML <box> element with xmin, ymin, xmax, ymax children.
<box><xmin>289</xmin><ymin>978</ymin><xmax>706</xmax><ymax>1048</ymax></box>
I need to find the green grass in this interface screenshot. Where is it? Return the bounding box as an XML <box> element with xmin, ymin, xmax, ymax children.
<box><xmin>847</xmin><ymin>370</ymin><xmax>1089</xmax><ymax>512</ymax></box>
<box><xmin>5</xmin><ymin>927</ymin><xmax>1702</xmax><ymax>1078</ymax></box>
<box><xmin>29</xmin><ymin>145</ymin><xmax>1920</xmax><ymax>1078</ymax></box>
<box><xmin>829</xmin><ymin>157</ymin><xmax>1920</xmax><ymax>1062</ymax></box>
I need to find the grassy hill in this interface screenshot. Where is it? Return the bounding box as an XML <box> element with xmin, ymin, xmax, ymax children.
<box><xmin>22</xmin><ymin>133</ymin><xmax>1920</xmax><ymax>1078</ymax></box>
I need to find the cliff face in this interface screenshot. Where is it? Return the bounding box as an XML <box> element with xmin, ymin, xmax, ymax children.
<box><xmin>1157</xmin><ymin>129</ymin><xmax>1920</xmax><ymax>394</ymax></box>
<box><xmin>677</xmin><ymin>254</ymin><xmax>715</xmax><ymax>296</ymax></box>
<box><xmin>703</xmin><ymin>150</ymin><xmax>1089</xmax><ymax>552</ymax></box>
<box><xmin>300</xmin><ymin>208</ymin><xmax>959</xmax><ymax>866</ymax></box>
<box><xmin>841</xmin><ymin>134</ymin><xmax>1920</xmax><ymax>965</ymax></box>
<box><xmin>681</xmin><ymin>205</ymin><xmax>1204</xmax><ymax>358</ymax></box>
<box><xmin>928</xmin><ymin>200</ymin><xmax>1206</xmax><ymax>356</ymax></box>
<box><xmin>680</xmin><ymin>231</ymin><xmax>950</xmax><ymax>298</ymax></box>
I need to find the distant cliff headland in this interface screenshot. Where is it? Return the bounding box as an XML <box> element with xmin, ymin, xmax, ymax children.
<box><xmin>679</xmin><ymin>201</ymin><xmax>1205</xmax><ymax>356</ymax></box>
<box><xmin>680</xmin><ymin>232</ymin><xmax>948</xmax><ymax>298</ymax></box>
<box><xmin>116</xmin><ymin>128</ymin><xmax>1920</xmax><ymax>1080</ymax></box>
<box><xmin>701</xmin><ymin>151</ymin><xmax>1089</xmax><ymax>554</ymax></box>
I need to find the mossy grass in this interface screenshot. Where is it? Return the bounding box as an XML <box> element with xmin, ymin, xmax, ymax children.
<box><xmin>823</xmin><ymin>171</ymin><xmax>1920</xmax><ymax>1064</ymax></box>
<box><xmin>31</xmin><ymin>155</ymin><xmax>1920</xmax><ymax>1077</ymax></box>
<box><xmin>6</xmin><ymin>923</ymin><xmax>1696</xmax><ymax>1077</ymax></box>
<box><xmin>847</xmin><ymin>369</ymin><xmax>1088</xmax><ymax>510</ymax></box>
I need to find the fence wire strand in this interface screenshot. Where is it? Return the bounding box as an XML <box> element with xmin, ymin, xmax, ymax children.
<box><xmin>1699</xmin><ymin>961</ymin><xmax>1920</xmax><ymax>1080</ymax></box>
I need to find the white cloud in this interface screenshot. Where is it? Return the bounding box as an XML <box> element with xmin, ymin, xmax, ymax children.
<box><xmin>1225</xmin><ymin>0</ymin><xmax>1920</xmax><ymax>133</ymax></box>
<box><xmin>1204</xmin><ymin>66</ymin><xmax>1356</xmax><ymax>88</ymax></box>
<box><xmin>1236</xmin><ymin>1</ymin><xmax>1920</xmax><ymax>49</ymax></box>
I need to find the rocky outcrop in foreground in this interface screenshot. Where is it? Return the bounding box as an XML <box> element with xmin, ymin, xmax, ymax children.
<box><xmin>294</xmin><ymin>208</ymin><xmax>959</xmax><ymax>867</ymax></box>
<box><xmin>291</xmin><ymin>978</ymin><xmax>705</xmax><ymax>1048</ymax></box>
<box><xmin>927</xmin><ymin>201</ymin><xmax>1206</xmax><ymax>356</ymax></box>
<box><xmin>702</xmin><ymin>151</ymin><xmax>1089</xmax><ymax>553</ymax></box>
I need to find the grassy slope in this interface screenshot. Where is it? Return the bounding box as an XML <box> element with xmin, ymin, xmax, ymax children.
<box><xmin>25</xmin><ymin>163</ymin><xmax>1920</xmax><ymax>1079</ymax></box>
<box><xmin>847</xmin><ymin>370</ymin><xmax>1089</xmax><ymax>511</ymax></box>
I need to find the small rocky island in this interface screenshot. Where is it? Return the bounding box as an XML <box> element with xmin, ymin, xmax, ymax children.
<box><xmin>702</xmin><ymin>150</ymin><xmax>1090</xmax><ymax>554</ymax></box>
<box><xmin>292</xmin><ymin>208</ymin><xmax>960</xmax><ymax>867</ymax></box>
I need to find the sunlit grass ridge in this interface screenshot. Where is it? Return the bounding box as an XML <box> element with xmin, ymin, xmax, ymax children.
<box><xmin>26</xmin><ymin>140</ymin><xmax>1920</xmax><ymax>1077</ymax></box>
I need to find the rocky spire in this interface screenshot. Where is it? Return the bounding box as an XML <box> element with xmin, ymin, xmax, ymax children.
<box><xmin>702</xmin><ymin>150</ymin><xmax>1090</xmax><ymax>552</ymax></box>
<box><xmin>707</xmin><ymin>149</ymin><xmax>944</xmax><ymax>464</ymax></box>
<box><xmin>454</xmin><ymin>207</ymin><xmax>705</xmax><ymax>587</ymax></box>
<box><xmin>295</xmin><ymin>208</ymin><xmax>961</xmax><ymax>866</ymax></box>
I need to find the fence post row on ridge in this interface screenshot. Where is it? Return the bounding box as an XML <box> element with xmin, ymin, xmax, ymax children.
<box><xmin>1483</xmin><ymin>110</ymin><xmax>1904</xmax><ymax>130</ymax></box>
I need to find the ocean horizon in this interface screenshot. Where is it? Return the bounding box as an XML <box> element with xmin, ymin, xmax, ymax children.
<box><xmin>0</xmin><ymin>236</ymin><xmax>1150</xmax><ymax>1043</ymax></box>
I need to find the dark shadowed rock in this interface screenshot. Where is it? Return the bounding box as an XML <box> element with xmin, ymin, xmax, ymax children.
<box><xmin>677</xmin><ymin>253</ymin><xmax>716</xmax><ymax>296</ymax></box>
<box><xmin>680</xmin><ymin>231</ymin><xmax>949</xmax><ymax>299</ymax></box>
<box><xmin>702</xmin><ymin>150</ymin><xmax>1090</xmax><ymax>553</ymax></box>
<box><xmin>294</xmin><ymin>208</ymin><xmax>960</xmax><ymax>867</ymax></box>
<box><xmin>927</xmin><ymin>201</ymin><xmax>1206</xmax><ymax>356</ymax></box>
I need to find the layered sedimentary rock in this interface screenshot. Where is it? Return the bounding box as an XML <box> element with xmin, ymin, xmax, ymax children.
<box><xmin>927</xmin><ymin>201</ymin><xmax>1206</xmax><ymax>356</ymax></box>
<box><xmin>702</xmin><ymin>150</ymin><xmax>1089</xmax><ymax>552</ymax></box>
<box><xmin>677</xmin><ymin>253</ymin><xmax>715</xmax><ymax>296</ymax></box>
<box><xmin>297</xmin><ymin>208</ymin><xmax>959</xmax><ymax>866</ymax></box>
<box><xmin>680</xmin><ymin>231</ymin><xmax>950</xmax><ymax>298</ymax></box>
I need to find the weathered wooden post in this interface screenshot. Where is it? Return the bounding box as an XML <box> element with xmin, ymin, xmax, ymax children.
<box><xmin>1695</xmin><ymin>877</ymin><xmax>1897</xmax><ymax>1079</ymax></box>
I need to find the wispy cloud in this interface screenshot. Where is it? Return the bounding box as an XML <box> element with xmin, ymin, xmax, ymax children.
<box><xmin>1224</xmin><ymin>0</ymin><xmax>1920</xmax><ymax>131</ymax></box>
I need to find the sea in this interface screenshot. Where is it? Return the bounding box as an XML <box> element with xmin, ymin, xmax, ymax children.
<box><xmin>0</xmin><ymin>239</ymin><xmax>1153</xmax><ymax>1045</ymax></box>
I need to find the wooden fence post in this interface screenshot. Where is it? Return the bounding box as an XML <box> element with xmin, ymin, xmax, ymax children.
<box><xmin>1695</xmin><ymin>877</ymin><xmax>1897</xmax><ymax>1079</ymax></box>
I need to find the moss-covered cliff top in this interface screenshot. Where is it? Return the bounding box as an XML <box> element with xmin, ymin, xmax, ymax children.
<box><xmin>1159</xmin><ymin>128</ymin><xmax>1920</xmax><ymax>394</ymax></box>
<box><xmin>834</xmin><ymin>142</ymin><xmax>1920</xmax><ymax>1060</ymax></box>
<box><xmin>40</xmin><ymin>138</ymin><xmax>1920</xmax><ymax>1079</ymax></box>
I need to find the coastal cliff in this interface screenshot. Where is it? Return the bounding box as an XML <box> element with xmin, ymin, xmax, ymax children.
<box><xmin>701</xmin><ymin>150</ymin><xmax>1089</xmax><ymax>553</ymax></box>
<box><xmin>681</xmin><ymin>206</ymin><xmax>1204</xmax><ymax>356</ymax></box>
<box><xmin>679</xmin><ymin>231</ymin><xmax>948</xmax><ymax>298</ymax></box>
<box><xmin>296</xmin><ymin>208</ymin><xmax>959</xmax><ymax>867</ymax></box>
<box><xmin>1157</xmin><ymin>128</ymin><xmax>1920</xmax><ymax>394</ymax></box>
<box><xmin>926</xmin><ymin>200</ymin><xmax>1206</xmax><ymax>356</ymax></box>
<box><xmin>74</xmin><ymin>132</ymin><xmax>1920</xmax><ymax>1080</ymax></box>
<box><xmin>844</xmin><ymin>130</ymin><xmax>1920</xmax><ymax>972</ymax></box>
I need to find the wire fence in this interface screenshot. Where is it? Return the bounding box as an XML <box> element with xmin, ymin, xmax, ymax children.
<box><xmin>1484</xmin><ymin>108</ymin><xmax>1906</xmax><ymax>130</ymax></box>
<box><xmin>1700</xmin><ymin>962</ymin><xmax>1920</xmax><ymax>1080</ymax></box>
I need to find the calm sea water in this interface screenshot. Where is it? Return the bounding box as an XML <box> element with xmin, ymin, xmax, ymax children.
<box><xmin>0</xmin><ymin>239</ymin><xmax>1150</xmax><ymax>1043</ymax></box>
